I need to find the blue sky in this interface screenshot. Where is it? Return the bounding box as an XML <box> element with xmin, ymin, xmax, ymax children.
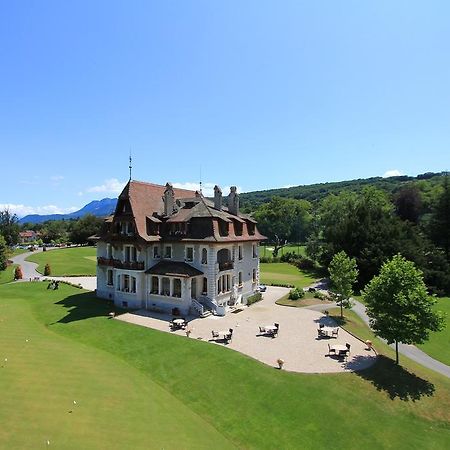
<box><xmin>1</xmin><ymin>1</ymin><xmax>449</xmax><ymax>216</ymax></box>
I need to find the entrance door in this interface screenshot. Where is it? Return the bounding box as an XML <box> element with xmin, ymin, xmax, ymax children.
<box><xmin>191</xmin><ymin>278</ymin><xmax>197</xmax><ymax>299</ymax></box>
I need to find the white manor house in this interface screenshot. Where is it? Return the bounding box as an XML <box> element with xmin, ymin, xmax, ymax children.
<box><xmin>96</xmin><ymin>180</ymin><xmax>265</xmax><ymax>316</ymax></box>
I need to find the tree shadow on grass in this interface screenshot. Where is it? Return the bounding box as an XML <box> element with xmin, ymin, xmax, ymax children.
<box><xmin>355</xmin><ymin>355</ymin><xmax>435</xmax><ymax>401</ymax></box>
<box><xmin>53</xmin><ymin>291</ymin><xmax>121</xmax><ymax>324</ymax></box>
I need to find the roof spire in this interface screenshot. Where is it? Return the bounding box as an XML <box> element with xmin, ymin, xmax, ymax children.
<box><xmin>129</xmin><ymin>148</ymin><xmax>132</xmax><ymax>181</ymax></box>
<box><xmin>199</xmin><ymin>165</ymin><xmax>202</xmax><ymax>194</ymax></box>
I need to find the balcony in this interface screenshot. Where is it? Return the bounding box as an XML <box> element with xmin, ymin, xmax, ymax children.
<box><xmin>97</xmin><ymin>257</ymin><xmax>144</xmax><ymax>270</ymax></box>
<box><xmin>218</xmin><ymin>261</ymin><xmax>234</xmax><ymax>271</ymax></box>
<box><xmin>97</xmin><ymin>257</ymin><xmax>114</xmax><ymax>267</ymax></box>
<box><xmin>114</xmin><ymin>260</ymin><xmax>145</xmax><ymax>270</ymax></box>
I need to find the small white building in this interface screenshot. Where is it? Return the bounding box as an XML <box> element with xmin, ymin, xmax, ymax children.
<box><xmin>96</xmin><ymin>180</ymin><xmax>265</xmax><ymax>316</ymax></box>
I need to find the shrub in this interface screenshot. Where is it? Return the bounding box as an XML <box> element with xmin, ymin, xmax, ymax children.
<box><xmin>313</xmin><ymin>291</ymin><xmax>326</xmax><ymax>300</ymax></box>
<box><xmin>288</xmin><ymin>288</ymin><xmax>305</xmax><ymax>300</ymax></box>
<box><xmin>293</xmin><ymin>257</ymin><xmax>315</xmax><ymax>270</ymax></box>
<box><xmin>14</xmin><ymin>265</ymin><xmax>23</xmax><ymax>280</ymax></box>
<box><xmin>270</xmin><ymin>283</ymin><xmax>295</xmax><ymax>288</ymax></box>
<box><xmin>260</xmin><ymin>256</ymin><xmax>272</xmax><ymax>263</ymax></box>
<box><xmin>247</xmin><ymin>292</ymin><xmax>262</xmax><ymax>306</ymax></box>
<box><xmin>44</xmin><ymin>263</ymin><xmax>51</xmax><ymax>276</ymax></box>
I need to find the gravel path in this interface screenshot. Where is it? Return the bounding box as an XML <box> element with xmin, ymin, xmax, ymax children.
<box><xmin>117</xmin><ymin>286</ymin><xmax>377</xmax><ymax>374</ymax></box>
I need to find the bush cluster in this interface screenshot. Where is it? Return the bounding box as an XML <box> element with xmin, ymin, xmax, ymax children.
<box><xmin>247</xmin><ymin>292</ymin><xmax>263</xmax><ymax>306</ymax></box>
<box><xmin>288</xmin><ymin>287</ymin><xmax>305</xmax><ymax>300</ymax></box>
<box><xmin>270</xmin><ymin>283</ymin><xmax>295</xmax><ymax>288</ymax></box>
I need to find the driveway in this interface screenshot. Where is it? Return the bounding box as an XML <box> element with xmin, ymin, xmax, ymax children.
<box><xmin>10</xmin><ymin>249</ymin><xmax>96</xmax><ymax>291</ymax></box>
<box><xmin>117</xmin><ymin>286</ymin><xmax>377</xmax><ymax>374</ymax></box>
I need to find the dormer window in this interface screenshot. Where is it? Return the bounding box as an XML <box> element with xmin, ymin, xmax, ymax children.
<box><xmin>153</xmin><ymin>245</ymin><xmax>160</xmax><ymax>259</ymax></box>
<box><xmin>247</xmin><ymin>222</ymin><xmax>255</xmax><ymax>236</ymax></box>
<box><xmin>218</xmin><ymin>220</ymin><xmax>229</xmax><ymax>237</ymax></box>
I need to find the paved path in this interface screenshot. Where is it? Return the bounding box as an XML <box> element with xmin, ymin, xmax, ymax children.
<box><xmin>10</xmin><ymin>249</ymin><xmax>96</xmax><ymax>291</ymax></box>
<box><xmin>117</xmin><ymin>286</ymin><xmax>377</xmax><ymax>374</ymax></box>
<box><xmin>350</xmin><ymin>299</ymin><xmax>450</xmax><ymax>378</ymax></box>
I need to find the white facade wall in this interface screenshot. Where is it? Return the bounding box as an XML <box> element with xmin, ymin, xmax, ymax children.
<box><xmin>96</xmin><ymin>240</ymin><xmax>260</xmax><ymax>314</ymax></box>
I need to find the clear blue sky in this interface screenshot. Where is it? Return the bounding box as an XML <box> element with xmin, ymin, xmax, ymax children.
<box><xmin>1</xmin><ymin>1</ymin><xmax>449</xmax><ymax>216</ymax></box>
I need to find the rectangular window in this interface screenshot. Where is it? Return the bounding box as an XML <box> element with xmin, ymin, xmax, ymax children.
<box><xmin>125</xmin><ymin>246</ymin><xmax>131</xmax><ymax>262</ymax></box>
<box><xmin>202</xmin><ymin>277</ymin><xmax>208</xmax><ymax>295</ymax></box>
<box><xmin>238</xmin><ymin>271</ymin><xmax>242</xmax><ymax>286</ymax></box>
<box><xmin>186</xmin><ymin>247</ymin><xmax>194</xmax><ymax>262</ymax></box>
<box><xmin>106</xmin><ymin>244</ymin><xmax>112</xmax><ymax>259</ymax></box>
<box><xmin>131</xmin><ymin>246</ymin><xmax>137</xmax><ymax>262</ymax></box>
<box><xmin>153</xmin><ymin>245</ymin><xmax>160</xmax><ymax>259</ymax></box>
<box><xmin>252</xmin><ymin>269</ymin><xmax>257</xmax><ymax>283</ymax></box>
<box><xmin>107</xmin><ymin>269</ymin><xmax>113</xmax><ymax>286</ymax></box>
<box><xmin>252</xmin><ymin>244</ymin><xmax>257</xmax><ymax>258</ymax></box>
<box><xmin>151</xmin><ymin>276</ymin><xmax>159</xmax><ymax>294</ymax></box>
<box><xmin>123</xmin><ymin>274</ymin><xmax>130</xmax><ymax>292</ymax></box>
<box><xmin>164</xmin><ymin>246</ymin><xmax>172</xmax><ymax>259</ymax></box>
<box><xmin>173</xmin><ymin>279</ymin><xmax>181</xmax><ymax>298</ymax></box>
<box><xmin>131</xmin><ymin>277</ymin><xmax>136</xmax><ymax>293</ymax></box>
<box><xmin>238</xmin><ymin>245</ymin><xmax>243</xmax><ymax>260</ymax></box>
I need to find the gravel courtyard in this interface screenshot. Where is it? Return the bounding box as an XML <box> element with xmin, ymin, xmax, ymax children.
<box><xmin>116</xmin><ymin>286</ymin><xmax>377</xmax><ymax>374</ymax></box>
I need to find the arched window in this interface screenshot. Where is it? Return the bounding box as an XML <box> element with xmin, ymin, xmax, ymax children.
<box><xmin>201</xmin><ymin>248</ymin><xmax>208</xmax><ymax>264</ymax></box>
<box><xmin>151</xmin><ymin>277</ymin><xmax>159</xmax><ymax>294</ymax></box>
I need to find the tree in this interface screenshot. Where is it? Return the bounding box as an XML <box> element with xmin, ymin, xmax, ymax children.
<box><xmin>44</xmin><ymin>263</ymin><xmax>51</xmax><ymax>276</ymax></box>
<box><xmin>0</xmin><ymin>235</ymin><xmax>7</xmax><ymax>271</ymax></box>
<box><xmin>429</xmin><ymin>175</ymin><xmax>450</xmax><ymax>260</ymax></box>
<box><xmin>254</xmin><ymin>197</ymin><xmax>311</xmax><ymax>256</ymax></box>
<box><xmin>0</xmin><ymin>209</ymin><xmax>20</xmax><ymax>246</ymax></box>
<box><xmin>394</xmin><ymin>185</ymin><xmax>422</xmax><ymax>224</ymax></box>
<box><xmin>363</xmin><ymin>254</ymin><xmax>445</xmax><ymax>364</ymax></box>
<box><xmin>69</xmin><ymin>214</ymin><xmax>103</xmax><ymax>244</ymax></box>
<box><xmin>328</xmin><ymin>251</ymin><xmax>358</xmax><ymax>318</ymax></box>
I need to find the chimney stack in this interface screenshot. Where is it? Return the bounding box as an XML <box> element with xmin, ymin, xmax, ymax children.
<box><xmin>163</xmin><ymin>182</ymin><xmax>175</xmax><ymax>216</ymax></box>
<box><xmin>214</xmin><ymin>185</ymin><xmax>222</xmax><ymax>210</ymax></box>
<box><xmin>228</xmin><ymin>186</ymin><xmax>239</xmax><ymax>215</ymax></box>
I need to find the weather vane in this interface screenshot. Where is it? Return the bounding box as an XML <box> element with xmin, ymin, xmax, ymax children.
<box><xmin>129</xmin><ymin>149</ymin><xmax>132</xmax><ymax>181</ymax></box>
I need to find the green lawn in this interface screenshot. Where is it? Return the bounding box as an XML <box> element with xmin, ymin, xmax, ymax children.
<box><xmin>260</xmin><ymin>262</ymin><xmax>318</xmax><ymax>288</ymax></box>
<box><xmin>10</xmin><ymin>248</ymin><xmax>28</xmax><ymax>257</ymax></box>
<box><xmin>1</xmin><ymin>282</ymin><xmax>449</xmax><ymax>449</ymax></box>
<box><xmin>0</xmin><ymin>265</ymin><xmax>17</xmax><ymax>284</ymax></box>
<box><xmin>26</xmin><ymin>247</ymin><xmax>97</xmax><ymax>276</ymax></box>
<box><xmin>417</xmin><ymin>297</ymin><xmax>450</xmax><ymax>366</ymax></box>
<box><xmin>260</xmin><ymin>244</ymin><xmax>306</xmax><ymax>258</ymax></box>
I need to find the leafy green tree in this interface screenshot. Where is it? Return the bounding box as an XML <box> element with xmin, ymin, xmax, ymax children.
<box><xmin>363</xmin><ymin>254</ymin><xmax>445</xmax><ymax>364</ymax></box>
<box><xmin>254</xmin><ymin>197</ymin><xmax>311</xmax><ymax>256</ymax></box>
<box><xmin>429</xmin><ymin>175</ymin><xmax>450</xmax><ymax>260</ymax></box>
<box><xmin>69</xmin><ymin>214</ymin><xmax>103</xmax><ymax>244</ymax></box>
<box><xmin>40</xmin><ymin>220</ymin><xmax>70</xmax><ymax>244</ymax></box>
<box><xmin>0</xmin><ymin>209</ymin><xmax>20</xmax><ymax>246</ymax></box>
<box><xmin>0</xmin><ymin>235</ymin><xmax>8</xmax><ymax>271</ymax></box>
<box><xmin>394</xmin><ymin>185</ymin><xmax>422</xmax><ymax>224</ymax></box>
<box><xmin>328</xmin><ymin>251</ymin><xmax>358</xmax><ymax>318</ymax></box>
<box><xmin>14</xmin><ymin>265</ymin><xmax>23</xmax><ymax>280</ymax></box>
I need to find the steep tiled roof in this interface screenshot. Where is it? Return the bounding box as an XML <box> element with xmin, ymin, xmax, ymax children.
<box><xmin>123</xmin><ymin>180</ymin><xmax>196</xmax><ymax>240</ymax></box>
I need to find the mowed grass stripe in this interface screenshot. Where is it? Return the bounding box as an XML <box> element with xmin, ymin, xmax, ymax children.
<box><xmin>26</xmin><ymin>247</ymin><xmax>97</xmax><ymax>276</ymax></box>
<box><xmin>20</xmin><ymin>283</ymin><xmax>450</xmax><ymax>449</ymax></box>
<box><xmin>0</xmin><ymin>284</ymin><xmax>233</xmax><ymax>449</ymax></box>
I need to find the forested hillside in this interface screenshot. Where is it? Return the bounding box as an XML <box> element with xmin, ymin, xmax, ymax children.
<box><xmin>240</xmin><ymin>171</ymin><xmax>446</xmax><ymax>212</ymax></box>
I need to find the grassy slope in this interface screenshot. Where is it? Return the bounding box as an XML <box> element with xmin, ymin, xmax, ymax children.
<box><xmin>260</xmin><ymin>262</ymin><xmax>318</xmax><ymax>288</ymax></box>
<box><xmin>26</xmin><ymin>247</ymin><xmax>96</xmax><ymax>276</ymax></box>
<box><xmin>0</xmin><ymin>283</ymin><xmax>233</xmax><ymax>450</ymax></box>
<box><xmin>417</xmin><ymin>297</ymin><xmax>450</xmax><ymax>366</ymax></box>
<box><xmin>4</xmin><ymin>283</ymin><xmax>447</xmax><ymax>449</ymax></box>
<box><xmin>0</xmin><ymin>265</ymin><xmax>17</xmax><ymax>284</ymax></box>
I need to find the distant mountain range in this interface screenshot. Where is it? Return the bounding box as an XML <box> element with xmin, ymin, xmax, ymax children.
<box><xmin>19</xmin><ymin>198</ymin><xmax>118</xmax><ymax>224</ymax></box>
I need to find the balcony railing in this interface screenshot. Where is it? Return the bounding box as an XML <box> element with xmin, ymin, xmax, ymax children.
<box><xmin>97</xmin><ymin>257</ymin><xmax>144</xmax><ymax>271</ymax></box>
<box><xmin>218</xmin><ymin>261</ymin><xmax>234</xmax><ymax>271</ymax></box>
<box><xmin>97</xmin><ymin>257</ymin><xmax>114</xmax><ymax>267</ymax></box>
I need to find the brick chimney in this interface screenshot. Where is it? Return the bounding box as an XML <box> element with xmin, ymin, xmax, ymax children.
<box><xmin>163</xmin><ymin>182</ymin><xmax>175</xmax><ymax>216</ymax></box>
<box><xmin>214</xmin><ymin>185</ymin><xmax>222</xmax><ymax>210</ymax></box>
<box><xmin>228</xmin><ymin>186</ymin><xmax>239</xmax><ymax>215</ymax></box>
